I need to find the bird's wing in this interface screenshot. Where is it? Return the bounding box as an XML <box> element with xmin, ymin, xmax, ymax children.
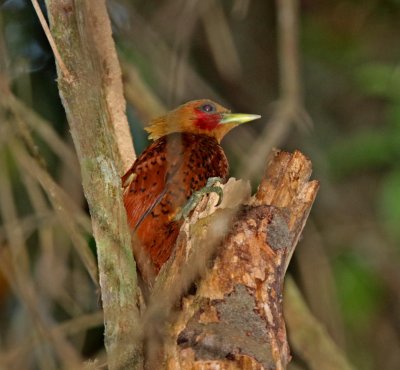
<box><xmin>122</xmin><ymin>136</ymin><xmax>183</xmax><ymax>231</ymax></box>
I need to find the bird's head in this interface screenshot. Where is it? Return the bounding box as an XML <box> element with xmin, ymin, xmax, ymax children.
<box><xmin>145</xmin><ymin>99</ymin><xmax>261</xmax><ymax>143</ymax></box>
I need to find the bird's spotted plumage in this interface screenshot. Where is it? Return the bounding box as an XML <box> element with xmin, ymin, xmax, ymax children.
<box><xmin>122</xmin><ymin>99</ymin><xmax>260</xmax><ymax>280</ymax></box>
<box><xmin>122</xmin><ymin>133</ymin><xmax>228</xmax><ymax>274</ymax></box>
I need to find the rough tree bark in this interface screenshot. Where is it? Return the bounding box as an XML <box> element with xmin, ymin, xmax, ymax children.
<box><xmin>145</xmin><ymin>150</ymin><xmax>319</xmax><ymax>369</ymax></box>
<box><xmin>44</xmin><ymin>1</ymin><xmax>142</xmax><ymax>369</ymax></box>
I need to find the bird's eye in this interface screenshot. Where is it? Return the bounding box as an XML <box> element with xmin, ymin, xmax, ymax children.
<box><xmin>200</xmin><ymin>103</ymin><xmax>216</xmax><ymax>113</ymax></box>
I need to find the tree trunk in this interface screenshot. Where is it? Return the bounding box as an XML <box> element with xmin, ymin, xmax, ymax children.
<box><xmin>148</xmin><ymin>150</ymin><xmax>319</xmax><ymax>369</ymax></box>
<box><xmin>44</xmin><ymin>1</ymin><xmax>142</xmax><ymax>369</ymax></box>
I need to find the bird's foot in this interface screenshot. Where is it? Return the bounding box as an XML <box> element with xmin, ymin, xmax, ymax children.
<box><xmin>174</xmin><ymin>177</ymin><xmax>224</xmax><ymax>221</ymax></box>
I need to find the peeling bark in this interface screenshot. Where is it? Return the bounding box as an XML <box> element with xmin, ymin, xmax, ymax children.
<box><xmin>156</xmin><ymin>149</ymin><xmax>319</xmax><ymax>369</ymax></box>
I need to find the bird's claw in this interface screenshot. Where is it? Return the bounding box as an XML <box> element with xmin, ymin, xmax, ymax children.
<box><xmin>174</xmin><ymin>177</ymin><xmax>224</xmax><ymax>221</ymax></box>
<box><xmin>204</xmin><ymin>177</ymin><xmax>224</xmax><ymax>206</ymax></box>
<box><xmin>205</xmin><ymin>177</ymin><xmax>222</xmax><ymax>187</ymax></box>
<box><xmin>207</xmin><ymin>186</ymin><xmax>224</xmax><ymax>206</ymax></box>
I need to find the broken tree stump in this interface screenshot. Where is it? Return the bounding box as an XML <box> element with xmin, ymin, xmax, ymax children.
<box><xmin>146</xmin><ymin>149</ymin><xmax>319</xmax><ymax>370</ymax></box>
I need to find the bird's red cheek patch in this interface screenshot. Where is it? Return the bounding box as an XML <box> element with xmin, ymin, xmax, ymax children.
<box><xmin>194</xmin><ymin>111</ymin><xmax>221</xmax><ymax>131</ymax></box>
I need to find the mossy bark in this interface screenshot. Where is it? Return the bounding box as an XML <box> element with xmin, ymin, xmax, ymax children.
<box><xmin>44</xmin><ymin>1</ymin><xmax>142</xmax><ymax>369</ymax></box>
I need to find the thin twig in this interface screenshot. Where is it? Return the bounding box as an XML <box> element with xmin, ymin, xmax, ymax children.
<box><xmin>0</xmin><ymin>311</ymin><xmax>104</xmax><ymax>368</ymax></box>
<box><xmin>12</xmin><ymin>142</ymin><xmax>98</xmax><ymax>286</ymax></box>
<box><xmin>0</xmin><ymin>152</ymin><xmax>82</xmax><ymax>369</ymax></box>
<box><xmin>0</xmin><ymin>79</ymin><xmax>91</xmax><ymax>233</ymax></box>
<box><xmin>201</xmin><ymin>0</ymin><xmax>242</xmax><ymax>80</ymax></box>
<box><xmin>31</xmin><ymin>0</ymin><xmax>73</xmax><ymax>82</ymax></box>
<box><xmin>0</xmin><ymin>211</ymin><xmax>56</xmax><ymax>242</ymax></box>
<box><xmin>116</xmin><ymin>5</ymin><xmax>228</xmax><ymax>106</ymax></box>
<box><xmin>278</xmin><ymin>0</ymin><xmax>301</xmax><ymax>100</ymax></box>
<box><xmin>4</xmin><ymin>88</ymin><xmax>80</xmax><ymax>178</ymax></box>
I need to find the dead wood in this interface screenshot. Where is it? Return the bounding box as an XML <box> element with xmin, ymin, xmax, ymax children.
<box><xmin>144</xmin><ymin>149</ymin><xmax>319</xmax><ymax>370</ymax></box>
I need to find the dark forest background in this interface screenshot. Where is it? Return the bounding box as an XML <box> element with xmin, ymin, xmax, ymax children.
<box><xmin>1</xmin><ymin>1</ymin><xmax>400</xmax><ymax>369</ymax></box>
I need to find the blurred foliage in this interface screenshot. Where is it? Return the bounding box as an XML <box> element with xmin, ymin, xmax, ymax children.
<box><xmin>1</xmin><ymin>0</ymin><xmax>400</xmax><ymax>369</ymax></box>
<box><xmin>334</xmin><ymin>252</ymin><xmax>384</xmax><ymax>328</ymax></box>
<box><xmin>380</xmin><ymin>171</ymin><xmax>400</xmax><ymax>241</ymax></box>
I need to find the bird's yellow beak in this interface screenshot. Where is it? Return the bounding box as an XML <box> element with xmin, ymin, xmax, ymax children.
<box><xmin>220</xmin><ymin>112</ymin><xmax>261</xmax><ymax>125</ymax></box>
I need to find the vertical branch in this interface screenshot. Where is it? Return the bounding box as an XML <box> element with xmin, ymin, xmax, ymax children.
<box><xmin>43</xmin><ymin>1</ymin><xmax>142</xmax><ymax>368</ymax></box>
<box><xmin>277</xmin><ymin>0</ymin><xmax>301</xmax><ymax>101</ymax></box>
<box><xmin>238</xmin><ymin>0</ymin><xmax>311</xmax><ymax>179</ymax></box>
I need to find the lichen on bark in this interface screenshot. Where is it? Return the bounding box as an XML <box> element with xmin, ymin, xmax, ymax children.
<box><xmin>45</xmin><ymin>1</ymin><xmax>142</xmax><ymax>368</ymax></box>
